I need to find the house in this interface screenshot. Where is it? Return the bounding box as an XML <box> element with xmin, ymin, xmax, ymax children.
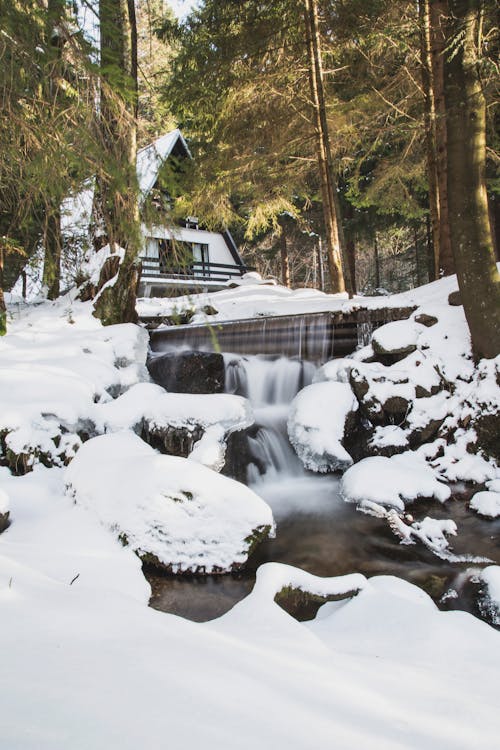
<box><xmin>62</xmin><ymin>129</ymin><xmax>248</xmax><ymax>296</ymax></box>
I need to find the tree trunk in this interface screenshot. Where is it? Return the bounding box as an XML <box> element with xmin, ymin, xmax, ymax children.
<box><xmin>374</xmin><ymin>232</ymin><xmax>381</xmax><ymax>289</ymax></box>
<box><xmin>0</xmin><ymin>247</ymin><xmax>6</xmax><ymax>336</ymax></box>
<box><xmin>303</xmin><ymin>0</ymin><xmax>347</xmax><ymax>294</ymax></box>
<box><xmin>419</xmin><ymin>0</ymin><xmax>441</xmax><ymax>278</ymax></box>
<box><xmin>93</xmin><ymin>0</ymin><xmax>141</xmax><ymax>325</ymax></box>
<box><xmin>430</xmin><ymin>0</ymin><xmax>454</xmax><ymax>275</ymax></box>
<box><xmin>444</xmin><ymin>0</ymin><xmax>500</xmax><ymax>359</ymax></box>
<box><xmin>42</xmin><ymin>207</ymin><xmax>62</xmax><ymax>299</ymax></box>
<box><xmin>317</xmin><ymin>238</ymin><xmax>325</xmax><ymax>291</ymax></box>
<box><xmin>41</xmin><ymin>0</ymin><xmax>66</xmax><ymax>300</ymax></box>
<box><xmin>279</xmin><ymin>217</ymin><xmax>291</xmax><ymax>287</ymax></box>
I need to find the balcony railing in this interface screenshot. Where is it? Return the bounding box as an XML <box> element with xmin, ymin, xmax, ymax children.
<box><xmin>141</xmin><ymin>258</ymin><xmax>249</xmax><ymax>283</ymax></box>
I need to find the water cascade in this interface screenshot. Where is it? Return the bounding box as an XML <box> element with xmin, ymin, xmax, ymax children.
<box><xmin>146</xmin><ymin>347</ymin><xmax>499</xmax><ymax>625</ymax></box>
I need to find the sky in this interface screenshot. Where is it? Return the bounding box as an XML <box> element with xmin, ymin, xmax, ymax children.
<box><xmin>168</xmin><ymin>0</ymin><xmax>199</xmax><ymax>19</ymax></box>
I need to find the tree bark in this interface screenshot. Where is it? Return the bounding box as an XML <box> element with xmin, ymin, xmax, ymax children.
<box><xmin>374</xmin><ymin>232</ymin><xmax>381</xmax><ymax>289</ymax></box>
<box><xmin>93</xmin><ymin>0</ymin><xmax>141</xmax><ymax>325</ymax></box>
<box><xmin>303</xmin><ymin>0</ymin><xmax>347</xmax><ymax>294</ymax></box>
<box><xmin>279</xmin><ymin>220</ymin><xmax>291</xmax><ymax>288</ymax></box>
<box><xmin>0</xmin><ymin>246</ymin><xmax>6</xmax><ymax>336</ymax></box>
<box><xmin>419</xmin><ymin>0</ymin><xmax>441</xmax><ymax>278</ymax></box>
<box><xmin>42</xmin><ymin>207</ymin><xmax>62</xmax><ymax>299</ymax></box>
<box><xmin>444</xmin><ymin>0</ymin><xmax>500</xmax><ymax>359</ymax></box>
<box><xmin>430</xmin><ymin>0</ymin><xmax>454</xmax><ymax>275</ymax></box>
<box><xmin>41</xmin><ymin>0</ymin><xmax>66</xmax><ymax>300</ymax></box>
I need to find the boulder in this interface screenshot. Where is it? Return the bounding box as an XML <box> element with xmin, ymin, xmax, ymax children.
<box><xmin>414</xmin><ymin>313</ymin><xmax>438</xmax><ymax>328</ymax></box>
<box><xmin>0</xmin><ymin>489</ymin><xmax>9</xmax><ymax>533</ymax></box>
<box><xmin>287</xmin><ymin>381</ymin><xmax>359</xmax><ymax>473</ymax></box>
<box><xmin>372</xmin><ymin>320</ymin><xmax>421</xmax><ymax>357</ymax></box>
<box><xmin>66</xmin><ymin>432</ymin><xmax>275</xmax><ymax>575</ymax></box>
<box><xmin>448</xmin><ymin>291</ymin><xmax>462</xmax><ymax>306</ymax></box>
<box><xmin>147</xmin><ymin>350</ymin><xmax>225</xmax><ymax>394</ymax></box>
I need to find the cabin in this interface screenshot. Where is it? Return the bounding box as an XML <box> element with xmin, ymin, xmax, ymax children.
<box><xmin>136</xmin><ymin>130</ymin><xmax>248</xmax><ymax>296</ymax></box>
<box><xmin>62</xmin><ymin>129</ymin><xmax>248</xmax><ymax>296</ymax></box>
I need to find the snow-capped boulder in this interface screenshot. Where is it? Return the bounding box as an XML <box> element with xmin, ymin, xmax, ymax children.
<box><xmin>340</xmin><ymin>454</ymin><xmax>451</xmax><ymax>512</ymax></box>
<box><xmin>147</xmin><ymin>350</ymin><xmax>225</xmax><ymax>394</ymax></box>
<box><xmin>93</xmin><ymin>382</ymin><xmax>253</xmax><ymax>465</ymax></box>
<box><xmin>372</xmin><ymin>320</ymin><xmax>422</xmax><ymax>357</ymax></box>
<box><xmin>65</xmin><ymin>431</ymin><xmax>275</xmax><ymax>574</ymax></box>
<box><xmin>478</xmin><ymin>566</ymin><xmax>500</xmax><ymax>626</ymax></box>
<box><xmin>469</xmin><ymin>490</ymin><xmax>500</xmax><ymax>519</ymax></box>
<box><xmin>287</xmin><ymin>381</ymin><xmax>358</xmax><ymax>473</ymax></box>
<box><xmin>0</xmin><ymin>488</ymin><xmax>10</xmax><ymax>532</ymax></box>
<box><xmin>312</xmin><ymin>358</ymin><xmax>354</xmax><ymax>384</ymax></box>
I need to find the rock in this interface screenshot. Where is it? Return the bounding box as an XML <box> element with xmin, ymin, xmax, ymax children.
<box><xmin>383</xmin><ymin>395</ymin><xmax>411</xmax><ymax>420</ymax></box>
<box><xmin>408</xmin><ymin>417</ymin><xmax>445</xmax><ymax>447</ymax></box>
<box><xmin>473</xmin><ymin>412</ymin><xmax>500</xmax><ymax>462</ymax></box>
<box><xmin>469</xmin><ymin>491</ymin><xmax>500</xmax><ymax>519</ymax></box>
<box><xmin>147</xmin><ymin>350</ymin><xmax>225</xmax><ymax>394</ymax></box>
<box><xmin>66</xmin><ymin>431</ymin><xmax>275</xmax><ymax>575</ymax></box>
<box><xmin>141</xmin><ymin>423</ymin><xmax>204</xmax><ymax>458</ymax></box>
<box><xmin>448</xmin><ymin>291</ymin><xmax>462</xmax><ymax>306</ymax></box>
<box><xmin>202</xmin><ymin>305</ymin><xmax>218</xmax><ymax>316</ymax></box>
<box><xmin>414</xmin><ymin>313</ymin><xmax>438</xmax><ymax>327</ymax></box>
<box><xmin>287</xmin><ymin>381</ymin><xmax>359</xmax><ymax>473</ymax></box>
<box><xmin>0</xmin><ymin>511</ymin><xmax>10</xmax><ymax>533</ymax></box>
<box><xmin>372</xmin><ymin>320</ymin><xmax>420</xmax><ymax>357</ymax></box>
<box><xmin>0</xmin><ymin>489</ymin><xmax>9</xmax><ymax>533</ymax></box>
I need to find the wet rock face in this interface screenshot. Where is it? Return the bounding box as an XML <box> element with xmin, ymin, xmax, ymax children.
<box><xmin>0</xmin><ymin>511</ymin><xmax>9</xmax><ymax>534</ymax></box>
<box><xmin>147</xmin><ymin>351</ymin><xmax>225</xmax><ymax>394</ymax></box>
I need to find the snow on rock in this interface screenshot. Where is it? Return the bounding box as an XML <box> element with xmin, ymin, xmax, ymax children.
<box><xmin>92</xmin><ymin>382</ymin><xmax>252</xmax><ymax>468</ymax></box>
<box><xmin>312</xmin><ymin>357</ymin><xmax>354</xmax><ymax>384</ymax></box>
<box><xmin>188</xmin><ymin>424</ymin><xmax>227</xmax><ymax>471</ymax></box>
<box><xmin>372</xmin><ymin>320</ymin><xmax>422</xmax><ymax>356</ymax></box>
<box><xmin>65</xmin><ymin>431</ymin><xmax>275</xmax><ymax>573</ymax></box>
<box><xmin>368</xmin><ymin>424</ymin><xmax>409</xmax><ymax>452</ymax></box>
<box><xmin>340</xmin><ymin>454</ymin><xmax>451</xmax><ymax>511</ymax></box>
<box><xmin>486</xmin><ymin>478</ymin><xmax>500</xmax><ymax>493</ymax></box>
<box><xmin>287</xmin><ymin>381</ymin><xmax>358</xmax><ymax>473</ymax></box>
<box><xmin>387</xmin><ymin>511</ymin><xmax>457</xmax><ymax>555</ymax></box>
<box><xmin>0</xmin><ymin>297</ymin><xmax>149</xmax><ymax>471</ymax></box>
<box><xmin>93</xmin><ymin>381</ymin><xmax>252</xmax><ymax>435</ymax></box>
<box><xmin>0</xmin><ymin>487</ymin><xmax>9</xmax><ymax>532</ymax></box>
<box><xmin>469</xmin><ymin>490</ymin><xmax>500</xmax><ymax>519</ymax></box>
<box><xmin>479</xmin><ymin>566</ymin><xmax>500</xmax><ymax>626</ymax></box>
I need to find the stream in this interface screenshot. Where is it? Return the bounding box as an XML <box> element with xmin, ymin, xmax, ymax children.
<box><xmin>145</xmin><ymin>354</ymin><xmax>499</xmax><ymax>624</ymax></box>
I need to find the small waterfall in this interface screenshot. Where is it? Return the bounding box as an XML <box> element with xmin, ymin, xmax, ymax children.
<box><xmin>225</xmin><ymin>355</ymin><xmax>315</xmax><ymax>483</ymax></box>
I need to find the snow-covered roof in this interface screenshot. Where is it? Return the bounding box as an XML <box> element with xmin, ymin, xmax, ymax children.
<box><xmin>62</xmin><ymin>130</ymin><xmax>192</xmax><ymax>235</ymax></box>
<box><xmin>137</xmin><ymin>129</ymin><xmax>192</xmax><ymax>197</ymax></box>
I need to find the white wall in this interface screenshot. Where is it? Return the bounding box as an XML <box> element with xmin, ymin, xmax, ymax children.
<box><xmin>141</xmin><ymin>224</ymin><xmax>235</xmax><ymax>266</ymax></box>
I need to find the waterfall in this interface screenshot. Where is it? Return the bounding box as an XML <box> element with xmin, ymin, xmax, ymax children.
<box><xmin>225</xmin><ymin>355</ymin><xmax>315</xmax><ymax>484</ymax></box>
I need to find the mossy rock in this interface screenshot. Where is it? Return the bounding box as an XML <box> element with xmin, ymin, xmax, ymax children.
<box><xmin>274</xmin><ymin>584</ymin><xmax>362</xmax><ymax>621</ymax></box>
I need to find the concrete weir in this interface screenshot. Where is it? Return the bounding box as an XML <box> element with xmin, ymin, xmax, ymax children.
<box><xmin>148</xmin><ymin>307</ymin><xmax>415</xmax><ymax>363</ymax></box>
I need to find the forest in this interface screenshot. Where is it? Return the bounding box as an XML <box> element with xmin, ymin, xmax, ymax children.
<box><xmin>1</xmin><ymin>0</ymin><xmax>499</xmax><ymax>356</ymax></box>
<box><xmin>1</xmin><ymin>3</ymin><xmax>500</xmax><ymax>748</ymax></box>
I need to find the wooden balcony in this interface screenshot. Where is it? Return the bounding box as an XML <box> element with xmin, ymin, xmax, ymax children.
<box><xmin>141</xmin><ymin>258</ymin><xmax>249</xmax><ymax>283</ymax></box>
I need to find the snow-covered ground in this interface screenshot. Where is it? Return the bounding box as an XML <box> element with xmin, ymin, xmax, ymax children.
<box><xmin>1</xmin><ymin>275</ymin><xmax>500</xmax><ymax>748</ymax></box>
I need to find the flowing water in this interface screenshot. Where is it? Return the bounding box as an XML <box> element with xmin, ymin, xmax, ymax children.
<box><xmin>146</xmin><ymin>354</ymin><xmax>499</xmax><ymax>624</ymax></box>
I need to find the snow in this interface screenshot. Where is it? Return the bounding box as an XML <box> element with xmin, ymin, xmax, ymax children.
<box><xmin>479</xmin><ymin>566</ymin><xmax>500</xmax><ymax>626</ymax></box>
<box><xmin>469</xmin><ymin>490</ymin><xmax>500</xmax><ymax>519</ymax></box>
<box><xmin>340</xmin><ymin>454</ymin><xmax>451</xmax><ymax>512</ymax></box>
<box><xmin>287</xmin><ymin>381</ymin><xmax>358</xmax><ymax>472</ymax></box>
<box><xmin>2</xmin><ymin>269</ymin><xmax>500</xmax><ymax>749</ymax></box>
<box><xmin>93</xmin><ymin>381</ymin><xmax>253</xmax><ymax>436</ymax></box>
<box><xmin>372</xmin><ymin>319</ymin><xmax>422</xmax><ymax>354</ymax></box>
<box><xmin>66</xmin><ymin>431</ymin><xmax>275</xmax><ymax>573</ymax></box>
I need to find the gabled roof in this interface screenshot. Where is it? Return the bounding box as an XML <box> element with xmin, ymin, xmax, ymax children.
<box><xmin>137</xmin><ymin>129</ymin><xmax>192</xmax><ymax>197</ymax></box>
<box><xmin>62</xmin><ymin>129</ymin><xmax>192</xmax><ymax>234</ymax></box>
